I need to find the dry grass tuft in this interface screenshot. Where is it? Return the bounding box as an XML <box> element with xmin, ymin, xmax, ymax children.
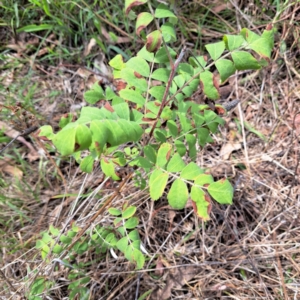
<box><xmin>1</xmin><ymin>1</ymin><xmax>300</xmax><ymax>299</ymax></box>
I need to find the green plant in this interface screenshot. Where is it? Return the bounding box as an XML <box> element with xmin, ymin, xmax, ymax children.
<box><xmin>32</xmin><ymin>204</ymin><xmax>144</xmax><ymax>298</ymax></box>
<box><xmin>37</xmin><ymin>0</ymin><xmax>274</xmax><ymax>272</ymax></box>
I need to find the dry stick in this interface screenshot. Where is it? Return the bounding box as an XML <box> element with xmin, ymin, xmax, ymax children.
<box><xmin>0</xmin><ymin>126</ymin><xmax>38</xmax><ymax>155</ymax></box>
<box><xmin>148</xmin><ymin>46</ymin><xmax>187</xmax><ymax>139</ymax></box>
<box><xmin>273</xmin><ymin>232</ymin><xmax>289</xmax><ymax>300</ymax></box>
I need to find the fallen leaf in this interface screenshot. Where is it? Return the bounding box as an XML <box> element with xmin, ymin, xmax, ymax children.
<box><xmin>220</xmin><ymin>141</ymin><xmax>241</xmax><ymax>160</ymax></box>
<box><xmin>0</xmin><ymin>157</ymin><xmax>23</xmax><ymax>179</ymax></box>
<box><xmin>0</xmin><ymin>121</ymin><xmax>39</xmax><ymax>158</ymax></box>
<box><xmin>151</xmin><ymin>266</ymin><xmax>198</xmax><ymax>300</ymax></box>
<box><xmin>84</xmin><ymin>38</ymin><xmax>97</xmax><ymax>57</ymax></box>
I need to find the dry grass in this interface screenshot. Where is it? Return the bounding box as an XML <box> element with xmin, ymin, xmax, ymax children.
<box><xmin>1</xmin><ymin>1</ymin><xmax>300</xmax><ymax>299</ymax></box>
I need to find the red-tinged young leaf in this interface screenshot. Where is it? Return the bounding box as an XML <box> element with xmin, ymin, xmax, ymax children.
<box><xmin>190</xmin><ymin>186</ymin><xmax>212</xmax><ymax>221</ymax></box>
<box><xmin>205</xmin><ymin>41</ymin><xmax>225</xmax><ymax>61</ymax></box>
<box><xmin>166</xmin><ymin>153</ymin><xmax>186</xmax><ymax>172</ymax></box>
<box><xmin>156</xmin><ymin>143</ymin><xmax>172</xmax><ymax>168</ymax></box>
<box><xmin>146</xmin><ymin>30</ymin><xmax>162</xmax><ymax>53</ymax></box>
<box><xmin>149</xmin><ymin>169</ymin><xmax>169</xmax><ymax>200</ymax></box>
<box><xmin>181</xmin><ymin>162</ymin><xmax>204</xmax><ymax>180</ymax></box>
<box><xmin>125</xmin><ymin>0</ymin><xmax>147</xmax><ymax>15</ymax></box>
<box><xmin>199</xmin><ymin>70</ymin><xmax>220</xmax><ymax>100</ymax></box>
<box><xmin>155</xmin><ymin>4</ymin><xmax>177</xmax><ymax>19</ymax></box>
<box><xmin>223</xmin><ymin>34</ymin><xmax>245</xmax><ymax>51</ymax></box>
<box><xmin>101</xmin><ymin>158</ymin><xmax>120</xmax><ymax>180</ymax></box>
<box><xmin>231</xmin><ymin>51</ymin><xmax>261</xmax><ymax>70</ymax></box>
<box><xmin>167</xmin><ymin>179</ymin><xmax>188</xmax><ymax>209</ymax></box>
<box><xmin>137</xmin><ymin>46</ymin><xmax>155</xmax><ymax>62</ymax></box>
<box><xmin>215</xmin><ymin>59</ymin><xmax>236</xmax><ymax>82</ymax></box>
<box><xmin>122</xmin><ymin>206</ymin><xmax>137</xmax><ymax>219</ymax></box>
<box><xmin>126</xmin><ymin>56</ymin><xmax>150</xmax><ymax>77</ymax></box>
<box><xmin>207</xmin><ymin>178</ymin><xmax>233</xmax><ymax>204</ymax></box>
<box><xmin>136</xmin><ymin>12</ymin><xmax>154</xmax><ymax>36</ymax></box>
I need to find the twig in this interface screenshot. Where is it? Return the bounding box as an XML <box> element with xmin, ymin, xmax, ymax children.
<box><xmin>148</xmin><ymin>46</ymin><xmax>187</xmax><ymax>138</ymax></box>
<box><xmin>0</xmin><ymin>126</ymin><xmax>38</xmax><ymax>155</ymax></box>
